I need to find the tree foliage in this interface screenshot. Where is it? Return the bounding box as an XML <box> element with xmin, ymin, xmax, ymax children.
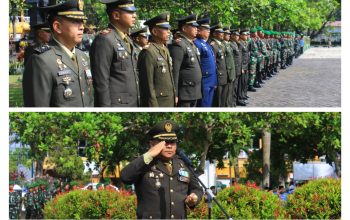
<box><xmin>83</xmin><ymin>0</ymin><xmax>339</xmax><ymax>37</ymax></box>
<box><xmin>9</xmin><ymin>112</ymin><xmax>340</xmax><ymax>184</ymax></box>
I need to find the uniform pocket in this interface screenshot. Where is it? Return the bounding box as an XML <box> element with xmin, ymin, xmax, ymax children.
<box><xmin>142</xmin><ymin>211</ymin><xmax>161</xmax><ymax>219</ymax></box>
<box><xmin>182</xmin><ymin>80</ymin><xmax>195</xmax><ymax>87</ymax></box>
<box><xmin>114</xmin><ymin>93</ymin><xmax>130</xmax><ymax>104</ymax></box>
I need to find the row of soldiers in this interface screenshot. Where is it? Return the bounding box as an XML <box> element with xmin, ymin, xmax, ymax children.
<box><xmin>9</xmin><ymin>178</ymin><xmax>80</xmax><ymax>219</ymax></box>
<box><xmin>22</xmin><ymin>0</ymin><xmax>301</xmax><ymax>107</ymax></box>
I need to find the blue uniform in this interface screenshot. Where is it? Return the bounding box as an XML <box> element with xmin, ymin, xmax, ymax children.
<box><xmin>194</xmin><ymin>38</ymin><xmax>217</xmax><ymax>107</ymax></box>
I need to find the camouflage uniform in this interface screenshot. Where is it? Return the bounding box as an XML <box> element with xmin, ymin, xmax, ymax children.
<box><xmin>9</xmin><ymin>190</ymin><xmax>21</xmax><ymax>219</ymax></box>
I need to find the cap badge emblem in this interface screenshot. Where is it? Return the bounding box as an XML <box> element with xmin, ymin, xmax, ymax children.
<box><xmin>164</xmin><ymin>122</ymin><xmax>172</xmax><ymax>132</ymax></box>
<box><xmin>78</xmin><ymin>0</ymin><xmax>84</xmax><ymax>11</ymax></box>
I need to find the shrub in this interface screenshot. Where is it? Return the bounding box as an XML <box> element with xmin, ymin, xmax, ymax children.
<box><xmin>211</xmin><ymin>183</ymin><xmax>288</xmax><ymax>219</ymax></box>
<box><xmin>44</xmin><ymin>190</ymin><xmax>137</xmax><ymax>219</ymax></box>
<box><xmin>9</xmin><ymin>60</ymin><xmax>24</xmax><ymax>75</ymax></box>
<box><xmin>187</xmin><ymin>198</ymin><xmax>209</xmax><ymax>219</ymax></box>
<box><xmin>286</xmin><ymin>178</ymin><xmax>341</xmax><ymax>219</ymax></box>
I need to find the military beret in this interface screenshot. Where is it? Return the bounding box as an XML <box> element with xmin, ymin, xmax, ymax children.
<box><xmin>148</xmin><ymin>120</ymin><xmax>179</xmax><ymax>141</ymax></box>
<box><xmin>144</xmin><ymin>12</ymin><xmax>171</xmax><ymax>29</ymax></box>
<box><xmin>177</xmin><ymin>14</ymin><xmax>199</xmax><ymax>27</ymax></box>
<box><xmin>9</xmin><ymin>180</ymin><xmax>15</xmax><ymax>185</ymax></box>
<box><xmin>41</xmin><ymin>0</ymin><xmax>87</xmax><ymax>20</ymax></box>
<box><xmin>211</xmin><ymin>23</ymin><xmax>224</xmax><ymax>33</ymax></box>
<box><xmin>130</xmin><ymin>27</ymin><xmax>148</xmax><ymax>38</ymax></box>
<box><xmin>100</xmin><ymin>0</ymin><xmax>137</xmax><ymax>12</ymax></box>
<box><xmin>197</xmin><ymin>17</ymin><xmax>210</xmax><ymax>29</ymax></box>
<box><xmin>257</xmin><ymin>26</ymin><xmax>263</xmax><ymax>31</ymax></box>
<box><xmin>250</xmin><ymin>27</ymin><xmax>257</xmax><ymax>33</ymax></box>
<box><xmin>96</xmin><ymin>183</ymin><xmax>103</xmax><ymax>188</ymax></box>
<box><xmin>223</xmin><ymin>26</ymin><xmax>231</xmax><ymax>34</ymax></box>
<box><xmin>70</xmin><ymin>181</ymin><xmax>78</xmax><ymax>187</ymax></box>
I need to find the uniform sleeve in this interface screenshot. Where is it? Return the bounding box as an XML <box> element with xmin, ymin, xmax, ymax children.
<box><xmin>23</xmin><ymin>54</ymin><xmax>53</xmax><ymax>107</ymax></box>
<box><xmin>188</xmin><ymin>169</ymin><xmax>204</xmax><ymax>208</ymax></box>
<box><xmin>89</xmin><ymin>34</ymin><xmax>113</xmax><ymax>107</ymax></box>
<box><xmin>169</xmin><ymin>43</ymin><xmax>184</xmax><ymax>97</ymax></box>
<box><xmin>138</xmin><ymin>49</ymin><xmax>159</xmax><ymax>107</ymax></box>
<box><xmin>120</xmin><ymin>156</ymin><xmax>150</xmax><ymax>185</ymax></box>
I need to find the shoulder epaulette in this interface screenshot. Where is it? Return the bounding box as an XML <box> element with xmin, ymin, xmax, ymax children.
<box><xmin>33</xmin><ymin>45</ymin><xmax>51</xmax><ymax>54</ymax></box>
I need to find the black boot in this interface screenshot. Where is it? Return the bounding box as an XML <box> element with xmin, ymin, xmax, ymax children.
<box><xmin>248</xmin><ymin>86</ymin><xmax>257</xmax><ymax>92</ymax></box>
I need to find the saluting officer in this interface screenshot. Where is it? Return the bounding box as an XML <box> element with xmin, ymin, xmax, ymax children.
<box><xmin>209</xmin><ymin>23</ymin><xmax>228</xmax><ymax>107</ymax></box>
<box><xmin>194</xmin><ymin>17</ymin><xmax>217</xmax><ymax>107</ymax></box>
<box><xmin>121</xmin><ymin>120</ymin><xmax>203</xmax><ymax>219</ymax></box>
<box><xmin>130</xmin><ymin>27</ymin><xmax>149</xmax><ymax>59</ymax></box>
<box><xmin>137</xmin><ymin>12</ymin><xmax>176</xmax><ymax>107</ymax></box>
<box><xmin>169</xmin><ymin>14</ymin><xmax>202</xmax><ymax>107</ymax></box>
<box><xmin>23</xmin><ymin>0</ymin><xmax>94</xmax><ymax>107</ymax></box>
<box><xmin>90</xmin><ymin>0</ymin><xmax>140</xmax><ymax>107</ymax></box>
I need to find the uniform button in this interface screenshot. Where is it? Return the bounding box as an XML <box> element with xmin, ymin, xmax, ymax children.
<box><xmin>80</xmin><ymin>77</ymin><xmax>82</xmax><ymax>80</ymax></box>
<box><xmin>170</xmin><ymin>189</ymin><xmax>173</xmax><ymax>193</ymax></box>
<box><xmin>170</xmin><ymin>177</ymin><xmax>173</xmax><ymax>181</ymax></box>
<box><xmin>118</xmin><ymin>98</ymin><xmax>121</xmax><ymax>102</ymax></box>
<box><xmin>171</xmin><ymin>215</ymin><xmax>174</xmax><ymax>219</ymax></box>
<box><xmin>171</xmin><ymin>202</ymin><xmax>174</xmax><ymax>205</ymax></box>
<box><xmin>82</xmin><ymin>92</ymin><xmax>85</xmax><ymax>96</ymax></box>
<box><xmin>160</xmin><ymin>92</ymin><xmax>163</xmax><ymax>96</ymax></box>
<box><xmin>150</xmin><ymin>216</ymin><xmax>152</xmax><ymax>219</ymax></box>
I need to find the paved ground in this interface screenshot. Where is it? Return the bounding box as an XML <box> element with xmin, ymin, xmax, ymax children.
<box><xmin>245</xmin><ymin>47</ymin><xmax>341</xmax><ymax>107</ymax></box>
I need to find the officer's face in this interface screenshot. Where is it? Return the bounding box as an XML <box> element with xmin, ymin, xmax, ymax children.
<box><xmin>224</xmin><ymin>33</ymin><xmax>230</xmax><ymax>41</ymax></box>
<box><xmin>182</xmin><ymin>24</ymin><xmax>198</xmax><ymax>39</ymax></box>
<box><xmin>214</xmin><ymin>32</ymin><xmax>224</xmax><ymax>40</ymax></box>
<box><xmin>9</xmin><ymin>184</ymin><xmax>14</xmax><ymax>190</ymax></box>
<box><xmin>53</xmin><ymin>17</ymin><xmax>84</xmax><ymax>47</ymax></box>
<box><xmin>114</xmin><ymin>10</ymin><xmax>137</xmax><ymax>29</ymax></box>
<box><xmin>152</xmin><ymin>27</ymin><xmax>170</xmax><ymax>43</ymax></box>
<box><xmin>37</xmin><ymin>29</ymin><xmax>51</xmax><ymax>44</ymax></box>
<box><xmin>160</xmin><ymin>141</ymin><xmax>177</xmax><ymax>159</ymax></box>
<box><xmin>240</xmin><ymin>34</ymin><xmax>248</xmax><ymax>41</ymax></box>
<box><xmin>197</xmin><ymin>27</ymin><xmax>210</xmax><ymax>39</ymax></box>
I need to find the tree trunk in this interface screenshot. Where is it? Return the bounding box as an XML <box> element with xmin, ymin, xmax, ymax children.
<box><xmin>233</xmin><ymin>157</ymin><xmax>240</xmax><ymax>184</ymax></box>
<box><xmin>12</xmin><ymin>15</ymin><xmax>17</xmax><ymax>41</ymax></box>
<box><xmin>197</xmin><ymin>140</ymin><xmax>210</xmax><ymax>175</ymax></box>
<box><xmin>35</xmin><ymin>158</ymin><xmax>43</xmax><ymax>177</ymax></box>
<box><xmin>262</xmin><ymin>126</ymin><xmax>271</xmax><ymax>188</ymax></box>
<box><xmin>310</xmin><ymin>10</ymin><xmax>336</xmax><ymax>39</ymax></box>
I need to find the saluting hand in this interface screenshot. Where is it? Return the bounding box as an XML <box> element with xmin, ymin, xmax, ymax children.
<box><xmin>147</xmin><ymin>141</ymin><xmax>166</xmax><ymax>158</ymax></box>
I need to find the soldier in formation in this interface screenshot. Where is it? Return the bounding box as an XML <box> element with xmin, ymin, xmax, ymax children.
<box><xmin>22</xmin><ymin>0</ymin><xmax>301</xmax><ymax>108</ymax></box>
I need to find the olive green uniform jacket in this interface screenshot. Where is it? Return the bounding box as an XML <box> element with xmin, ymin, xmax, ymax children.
<box><xmin>90</xmin><ymin>24</ymin><xmax>140</xmax><ymax>107</ymax></box>
<box><xmin>121</xmin><ymin>155</ymin><xmax>203</xmax><ymax>219</ymax></box>
<box><xmin>23</xmin><ymin>40</ymin><xmax>94</xmax><ymax>107</ymax></box>
<box><xmin>138</xmin><ymin>42</ymin><xmax>176</xmax><ymax>107</ymax></box>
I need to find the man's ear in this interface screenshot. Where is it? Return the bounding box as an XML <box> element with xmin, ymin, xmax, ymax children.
<box><xmin>52</xmin><ymin>20</ymin><xmax>62</xmax><ymax>34</ymax></box>
<box><xmin>112</xmin><ymin>10</ymin><xmax>120</xmax><ymax>21</ymax></box>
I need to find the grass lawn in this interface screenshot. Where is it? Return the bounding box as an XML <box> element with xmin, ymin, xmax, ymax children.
<box><xmin>9</xmin><ymin>75</ymin><xmax>23</xmax><ymax>107</ymax></box>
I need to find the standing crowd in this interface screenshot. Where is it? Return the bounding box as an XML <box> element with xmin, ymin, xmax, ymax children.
<box><xmin>22</xmin><ymin>0</ymin><xmax>305</xmax><ymax>107</ymax></box>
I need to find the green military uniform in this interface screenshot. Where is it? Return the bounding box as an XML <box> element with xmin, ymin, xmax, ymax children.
<box><xmin>24</xmin><ymin>22</ymin><xmax>50</xmax><ymax>66</ymax></box>
<box><xmin>24</xmin><ymin>184</ymin><xmax>34</xmax><ymax>219</ymax></box>
<box><xmin>90</xmin><ymin>0</ymin><xmax>140</xmax><ymax>107</ymax></box>
<box><xmin>169</xmin><ymin>14</ymin><xmax>202</xmax><ymax>107</ymax></box>
<box><xmin>230</xmin><ymin>28</ymin><xmax>245</xmax><ymax>106</ymax></box>
<box><xmin>9</xmin><ymin>182</ymin><xmax>21</xmax><ymax>219</ymax></box>
<box><xmin>121</xmin><ymin>120</ymin><xmax>203</xmax><ymax>219</ymax></box>
<box><xmin>209</xmin><ymin>24</ymin><xmax>228</xmax><ymax>107</ymax></box>
<box><xmin>138</xmin><ymin>13</ymin><xmax>176</xmax><ymax>107</ymax></box>
<box><xmin>239</xmin><ymin>29</ymin><xmax>250</xmax><ymax>100</ymax></box>
<box><xmin>130</xmin><ymin>27</ymin><xmax>148</xmax><ymax>60</ymax></box>
<box><xmin>22</xmin><ymin>0</ymin><xmax>94</xmax><ymax>107</ymax></box>
<box><xmin>223</xmin><ymin>27</ymin><xmax>236</xmax><ymax>107</ymax></box>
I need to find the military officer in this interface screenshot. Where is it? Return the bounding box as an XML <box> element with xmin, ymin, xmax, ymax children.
<box><xmin>230</xmin><ymin>28</ymin><xmax>246</xmax><ymax>106</ymax></box>
<box><xmin>223</xmin><ymin>26</ymin><xmax>236</xmax><ymax>107</ymax></box>
<box><xmin>23</xmin><ymin>0</ymin><xmax>94</xmax><ymax>107</ymax></box>
<box><xmin>137</xmin><ymin>12</ymin><xmax>176</xmax><ymax>107</ymax></box>
<box><xmin>194</xmin><ymin>17</ymin><xmax>217</xmax><ymax>107</ymax></box>
<box><xmin>130</xmin><ymin>27</ymin><xmax>149</xmax><ymax>59</ymax></box>
<box><xmin>209</xmin><ymin>23</ymin><xmax>228</xmax><ymax>107</ymax></box>
<box><xmin>169</xmin><ymin>14</ymin><xmax>202</xmax><ymax>107</ymax></box>
<box><xmin>248</xmin><ymin>28</ymin><xmax>259</xmax><ymax>91</ymax></box>
<box><xmin>239</xmin><ymin>29</ymin><xmax>250</xmax><ymax>102</ymax></box>
<box><xmin>90</xmin><ymin>0</ymin><xmax>140</xmax><ymax>107</ymax></box>
<box><xmin>24</xmin><ymin>21</ymin><xmax>51</xmax><ymax>66</ymax></box>
<box><xmin>24</xmin><ymin>184</ymin><xmax>34</xmax><ymax>219</ymax></box>
<box><xmin>9</xmin><ymin>181</ymin><xmax>21</xmax><ymax>219</ymax></box>
<box><xmin>121</xmin><ymin>120</ymin><xmax>203</xmax><ymax>219</ymax></box>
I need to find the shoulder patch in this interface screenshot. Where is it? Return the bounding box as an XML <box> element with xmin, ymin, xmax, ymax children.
<box><xmin>99</xmin><ymin>28</ymin><xmax>112</xmax><ymax>36</ymax></box>
<box><xmin>33</xmin><ymin>45</ymin><xmax>51</xmax><ymax>54</ymax></box>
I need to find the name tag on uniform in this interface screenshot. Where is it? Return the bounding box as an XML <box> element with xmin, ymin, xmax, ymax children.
<box><xmin>58</xmin><ymin>69</ymin><xmax>73</xmax><ymax>76</ymax></box>
<box><xmin>117</xmin><ymin>47</ymin><xmax>125</xmax><ymax>51</ymax></box>
<box><xmin>157</xmin><ymin>57</ymin><xmax>164</xmax><ymax>61</ymax></box>
<box><xmin>178</xmin><ymin>168</ymin><xmax>190</xmax><ymax>183</ymax></box>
